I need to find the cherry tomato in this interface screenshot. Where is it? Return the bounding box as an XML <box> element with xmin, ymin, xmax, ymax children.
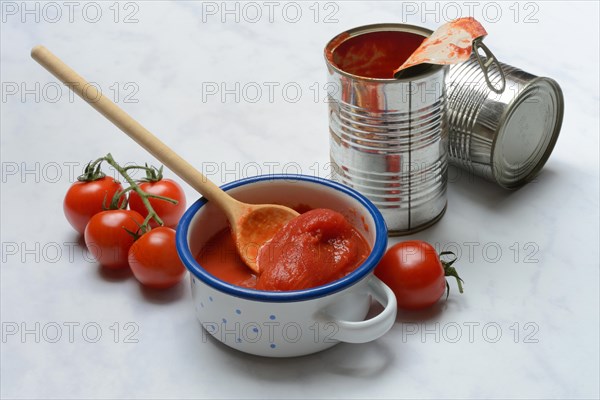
<box><xmin>375</xmin><ymin>240</ymin><xmax>453</xmax><ymax>310</ymax></box>
<box><xmin>128</xmin><ymin>179</ymin><xmax>186</xmax><ymax>228</ymax></box>
<box><xmin>84</xmin><ymin>210</ymin><xmax>145</xmax><ymax>269</ymax></box>
<box><xmin>128</xmin><ymin>227</ymin><xmax>187</xmax><ymax>288</ymax></box>
<box><xmin>64</xmin><ymin>177</ymin><xmax>124</xmax><ymax>234</ymax></box>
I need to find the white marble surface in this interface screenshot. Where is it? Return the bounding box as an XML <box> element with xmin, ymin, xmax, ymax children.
<box><xmin>1</xmin><ymin>1</ymin><xmax>598</xmax><ymax>399</ymax></box>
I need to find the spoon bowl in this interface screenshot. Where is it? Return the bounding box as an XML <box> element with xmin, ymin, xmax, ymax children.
<box><xmin>228</xmin><ymin>202</ymin><xmax>299</xmax><ymax>272</ymax></box>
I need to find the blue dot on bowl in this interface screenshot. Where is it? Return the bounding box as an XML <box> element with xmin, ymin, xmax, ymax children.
<box><xmin>252</xmin><ymin>327</ymin><xmax>259</xmax><ymax>333</ymax></box>
<box><xmin>235</xmin><ymin>309</ymin><xmax>241</xmax><ymax>315</ymax></box>
<box><xmin>200</xmin><ymin>302</ymin><xmax>204</xmax><ymax>308</ymax></box>
<box><xmin>209</xmin><ymin>296</ymin><xmax>213</xmax><ymax>302</ymax></box>
<box><xmin>222</xmin><ymin>318</ymin><xmax>227</xmax><ymax>323</ymax></box>
<box><xmin>269</xmin><ymin>315</ymin><xmax>276</xmax><ymax>320</ymax></box>
<box><xmin>270</xmin><ymin>343</ymin><xmax>276</xmax><ymax>349</ymax></box>
<box><xmin>237</xmin><ymin>338</ymin><xmax>242</xmax><ymax>343</ymax></box>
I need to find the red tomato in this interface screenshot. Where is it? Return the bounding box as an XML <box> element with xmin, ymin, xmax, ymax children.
<box><xmin>375</xmin><ymin>241</ymin><xmax>454</xmax><ymax>310</ymax></box>
<box><xmin>128</xmin><ymin>179</ymin><xmax>186</xmax><ymax>228</ymax></box>
<box><xmin>64</xmin><ymin>177</ymin><xmax>124</xmax><ymax>234</ymax></box>
<box><xmin>128</xmin><ymin>227</ymin><xmax>187</xmax><ymax>289</ymax></box>
<box><xmin>84</xmin><ymin>210</ymin><xmax>145</xmax><ymax>269</ymax></box>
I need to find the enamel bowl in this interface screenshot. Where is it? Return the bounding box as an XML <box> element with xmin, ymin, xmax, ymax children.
<box><xmin>176</xmin><ymin>174</ymin><xmax>396</xmax><ymax>357</ymax></box>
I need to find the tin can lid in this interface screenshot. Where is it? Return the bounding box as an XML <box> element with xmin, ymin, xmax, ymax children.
<box><xmin>492</xmin><ymin>77</ymin><xmax>564</xmax><ymax>188</ymax></box>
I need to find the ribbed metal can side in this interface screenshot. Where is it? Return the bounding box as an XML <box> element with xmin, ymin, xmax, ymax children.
<box><xmin>446</xmin><ymin>55</ymin><xmax>563</xmax><ymax>188</ymax></box>
<box><xmin>328</xmin><ymin>64</ymin><xmax>448</xmax><ymax>235</ymax></box>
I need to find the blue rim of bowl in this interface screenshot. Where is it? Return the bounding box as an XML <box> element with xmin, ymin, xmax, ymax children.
<box><xmin>176</xmin><ymin>174</ymin><xmax>388</xmax><ymax>303</ymax></box>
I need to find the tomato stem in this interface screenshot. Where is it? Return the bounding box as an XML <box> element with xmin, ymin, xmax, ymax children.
<box><xmin>85</xmin><ymin>154</ymin><xmax>179</xmax><ymax>236</ymax></box>
<box><xmin>123</xmin><ymin>164</ymin><xmax>163</xmax><ymax>182</ymax></box>
<box><xmin>103</xmin><ymin>153</ymin><xmax>173</xmax><ymax>234</ymax></box>
<box><xmin>145</xmin><ymin>193</ymin><xmax>178</xmax><ymax>204</ymax></box>
<box><xmin>440</xmin><ymin>251</ymin><xmax>464</xmax><ymax>297</ymax></box>
<box><xmin>111</xmin><ymin>186</ymin><xmax>136</xmax><ymax>210</ymax></box>
<box><xmin>77</xmin><ymin>158</ymin><xmax>107</xmax><ymax>182</ymax></box>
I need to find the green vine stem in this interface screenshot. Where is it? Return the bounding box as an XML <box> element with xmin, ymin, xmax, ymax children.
<box><xmin>102</xmin><ymin>153</ymin><xmax>178</xmax><ymax>234</ymax></box>
<box><xmin>124</xmin><ymin>164</ymin><xmax>163</xmax><ymax>182</ymax></box>
<box><xmin>439</xmin><ymin>251</ymin><xmax>464</xmax><ymax>299</ymax></box>
<box><xmin>77</xmin><ymin>157</ymin><xmax>107</xmax><ymax>181</ymax></box>
<box><xmin>110</xmin><ymin>186</ymin><xmax>135</xmax><ymax>210</ymax></box>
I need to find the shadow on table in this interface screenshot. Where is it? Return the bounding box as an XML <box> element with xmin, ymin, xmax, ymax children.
<box><xmin>62</xmin><ymin>231</ymin><xmax>133</xmax><ymax>283</ymax></box>
<box><xmin>394</xmin><ymin>297</ymin><xmax>466</xmax><ymax>322</ymax></box>
<box><xmin>138</xmin><ymin>279</ymin><xmax>188</xmax><ymax>304</ymax></box>
<box><xmin>97</xmin><ymin>265</ymin><xmax>133</xmax><ymax>282</ymax></box>
<box><xmin>64</xmin><ymin>230</ymin><xmax>188</xmax><ymax>304</ymax></box>
<box><xmin>208</xmin><ymin>333</ymin><xmax>395</xmax><ymax>381</ymax></box>
<box><xmin>448</xmin><ymin>164</ymin><xmax>561</xmax><ymax>211</ymax></box>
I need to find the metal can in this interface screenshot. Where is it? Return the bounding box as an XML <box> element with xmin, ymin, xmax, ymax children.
<box><xmin>446</xmin><ymin>55</ymin><xmax>564</xmax><ymax>188</ymax></box>
<box><xmin>325</xmin><ymin>23</ymin><xmax>448</xmax><ymax>235</ymax></box>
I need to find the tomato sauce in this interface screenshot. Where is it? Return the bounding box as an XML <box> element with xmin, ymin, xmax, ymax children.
<box><xmin>197</xmin><ymin>228</ymin><xmax>258</xmax><ymax>288</ymax></box>
<box><xmin>196</xmin><ymin>209</ymin><xmax>370</xmax><ymax>291</ymax></box>
<box><xmin>330</xmin><ymin>31</ymin><xmax>425</xmax><ymax>79</ymax></box>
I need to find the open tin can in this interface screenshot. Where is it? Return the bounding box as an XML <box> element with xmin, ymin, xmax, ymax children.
<box><xmin>325</xmin><ymin>23</ymin><xmax>449</xmax><ymax>235</ymax></box>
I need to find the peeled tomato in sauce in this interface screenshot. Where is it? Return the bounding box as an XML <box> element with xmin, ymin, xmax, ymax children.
<box><xmin>196</xmin><ymin>209</ymin><xmax>370</xmax><ymax>291</ymax></box>
<box><xmin>256</xmin><ymin>209</ymin><xmax>370</xmax><ymax>291</ymax></box>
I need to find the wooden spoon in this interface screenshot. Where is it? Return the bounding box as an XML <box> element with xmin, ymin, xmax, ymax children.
<box><xmin>31</xmin><ymin>45</ymin><xmax>298</xmax><ymax>273</ymax></box>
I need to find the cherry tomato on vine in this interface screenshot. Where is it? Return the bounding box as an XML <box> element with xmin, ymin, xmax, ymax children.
<box><xmin>374</xmin><ymin>240</ymin><xmax>463</xmax><ymax>310</ymax></box>
<box><xmin>64</xmin><ymin>176</ymin><xmax>124</xmax><ymax>234</ymax></box>
<box><xmin>128</xmin><ymin>227</ymin><xmax>187</xmax><ymax>289</ymax></box>
<box><xmin>84</xmin><ymin>210</ymin><xmax>145</xmax><ymax>269</ymax></box>
<box><xmin>129</xmin><ymin>179</ymin><xmax>186</xmax><ymax>228</ymax></box>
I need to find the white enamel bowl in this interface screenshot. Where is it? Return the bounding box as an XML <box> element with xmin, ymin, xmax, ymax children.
<box><xmin>176</xmin><ymin>175</ymin><xmax>396</xmax><ymax>357</ymax></box>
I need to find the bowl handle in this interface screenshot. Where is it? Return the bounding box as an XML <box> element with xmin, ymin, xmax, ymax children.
<box><xmin>325</xmin><ymin>276</ymin><xmax>397</xmax><ymax>344</ymax></box>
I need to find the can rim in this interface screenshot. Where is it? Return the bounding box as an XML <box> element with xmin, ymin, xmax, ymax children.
<box><xmin>491</xmin><ymin>76</ymin><xmax>564</xmax><ymax>189</ymax></box>
<box><xmin>324</xmin><ymin>22</ymin><xmax>445</xmax><ymax>82</ymax></box>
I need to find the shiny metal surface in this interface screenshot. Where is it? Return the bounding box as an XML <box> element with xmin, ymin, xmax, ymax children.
<box><xmin>447</xmin><ymin>55</ymin><xmax>564</xmax><ymax>188</ymax></box>
<box><xmin>325</xmin><ymin>24</ymin><xmax>448</xmax><ymax>235</ymax></box>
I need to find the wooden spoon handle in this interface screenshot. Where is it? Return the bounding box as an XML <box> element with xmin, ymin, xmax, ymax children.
<box><xmin>31</xmin><ymin>45</ymin><xmax>240</xmax><ymax>217</ymax></box>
